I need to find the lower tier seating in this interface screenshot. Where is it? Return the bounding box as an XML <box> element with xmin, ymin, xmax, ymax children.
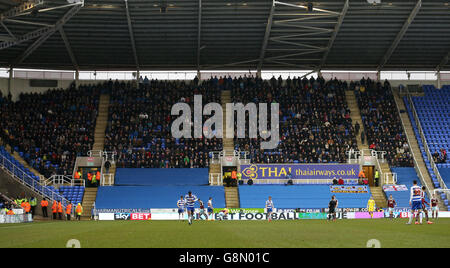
<box><xmin>95</xmin><ymin>186</ymin><xmax>226</xmax><ymax>210</ymax></box>
<box><xmin>239</xmin><ymin>185</ymin><xmax>371</xmax><ymax>209</ymax></box>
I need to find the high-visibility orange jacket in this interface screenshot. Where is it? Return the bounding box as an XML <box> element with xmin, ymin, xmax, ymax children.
<box><xmin>66</xmin><ymin>204</ymin><xmax>72</xmax><ymax>215</ymax></box>
<box><xmin>6</xmin><ymin>210</ymin><xmax>14</xmax><ymax>215</ymax></box>
<box><xmin>24</xmin><ymin>202</ymin><xmax>31</xmax><ymax>213</ymax></box>
<box><xmin>52</xmin><ymin>201</ymin><xmax>57</xmax><ymax>213</ymax></box>
<box><xmin>75</xmin><ymin>204</ymin><xmax>83</xmax><ymax>215</ymax></box>
<box><xmin>41</xmin><ymin>200</ymin><xmax>49</xmax><ymax>207</ymax></box>
<box><xmin>57</xmin><ymin>202</ymin><xmax>63</xmax><ymax>213</ymax></box>
<box><xmin>231</xmin><ymin>171</ymin><xmax>237</xmax><ymax>179</ymax></box>
<box><xmin>74</xmin><ymin>172</ymin><xmax>80</xmax><ymax>179</ymax></box>
<box><xmin>87</xmin><ymin>173</ymin><xmax>92</xmax><ymax>181</ymax></box>
<box><xmin>96</xmin><ymin>172</ymin><xmax>101</xmax><ymax>182</ymax></box>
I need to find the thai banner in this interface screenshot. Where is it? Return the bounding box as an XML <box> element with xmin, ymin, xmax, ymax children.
<box><xmin>330</xmin><ymin>185</ymin><xmax>369</xmax><ymax>194</ymax></box>
<box><xmin>241</xmin><ymin>164</ymin><xmax>359</xmax><ymax>180</ymax></box>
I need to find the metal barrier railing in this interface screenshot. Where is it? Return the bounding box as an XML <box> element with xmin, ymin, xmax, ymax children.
<box><xmin>383</xmin><ymin>173</ymin><xmax>398</xmax><ymax>185</ymax></box>
<box><xmin>101</xmin><ymin>174</ymin><xmax>114</xmax><ymax>186</ymax></box>
<box><xmin>43</xmin><ymin>175</ymin><xmax>85</xmax><ymax>187</ymax></box>
<box><xmin>209</xmin><ymin>173</ymin><xmax>223</xmax><ymax>186</ymax></box>
<box><xmin>0</xmin><ymin>153</ymin><xmax>70</xmax><ymax>206</ymax></box>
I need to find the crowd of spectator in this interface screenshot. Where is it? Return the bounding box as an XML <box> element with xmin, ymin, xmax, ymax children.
<box><xmin>355</xmin><ymin>78</ymin><xmax>413</xmax><ymax>167</ymax></box>
<box><xmin>0</xmin><ymin>83</ymin><xmax>100</xmax><ymax>177</ymax></box>
<box><xmin>104</xmin><ymin>79</ymin><xmax>223</xmax><ymax>168</ymax></box>
<box><xmin>232</xmin><ymin>75</ymin><xmax>358</xmax><ymax>164</ymax></box>
<box><xmin>433</xmin><ymin>149</ymin><xmax>447</xmax><ymax>164</ymax></box>
<box><xmin>0</xmin><ymin>74</ymin><xmax>419</xmax><ymax>175</ymax></box>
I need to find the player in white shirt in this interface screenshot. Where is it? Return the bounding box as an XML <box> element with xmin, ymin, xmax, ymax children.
<box><xmin>266</xmin><ymin>196</ymin><xmax>274</xmax><ymax>222</ymax></box>
<box><xmin>177</xmin><ymin>196</ymin><xmax>185</xmax><ymax>220</ymax></box>
<box><xmin>185</xmin><ymin>191</ymin><xmax>198</xmax><ymax>225</ymax></box>
<box><xmin>207</xmin><ymin>197</ymin><xmax>214</xmax><ymax>221</ymax></box>
<box><xmin>407</xmin><ymin>180</ymin><xmax>423</xmax><ymax>225</ymax></box>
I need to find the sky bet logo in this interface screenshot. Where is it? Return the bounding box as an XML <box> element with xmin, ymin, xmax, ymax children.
<box><xmin>114</xmin><ymin>213</ymin><xmax>130</xmax><ymax>220</ymax></box>
<box><xmin>171</xmin><ymin>95</ymin><xmax>280</xmax><ymax>150</ymax></box>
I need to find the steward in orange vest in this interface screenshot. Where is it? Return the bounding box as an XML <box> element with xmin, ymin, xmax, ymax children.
<box><xmin>23</xmin><ymin>202</ymin><xmax>31</xmax><ymax>214</ymax></box>
<box><xmin>57</xmin><ymin>201</ymin><xmax>63</xmax><ymax>220</ymax></box>
<box><xmin>41</xmin><ymin>198</ymin><xmax>49</xmax><ymax>218</ymax></box>
<box><xmin>75</xmin><ymin>203</ymin><xmax>83</xmax><ymax>221</ymax></box>
<box><xmin>6</xmin><ymin>209</ymin><xmax>15</xmax><ymax>215</ymax></box>
<box><xmin>52</xmin><ymin>201</ymin><xmax>57</xmax><ymax>220</ymax></box>
<box><xmin>66</xmin><ymin>203</ymin><xmax>72</xmax><ymax>221</ymax></box>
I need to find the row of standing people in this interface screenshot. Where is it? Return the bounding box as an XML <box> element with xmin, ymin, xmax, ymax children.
<box><xmin>40</xmin><ymin>198</ymin><xmax>84</xmax><ymax>221</ymax></box>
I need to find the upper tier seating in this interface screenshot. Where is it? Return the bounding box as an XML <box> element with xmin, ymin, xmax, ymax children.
<box><xmin>355</xmin><ymin>78</ymin><xmax>413</xmax><ymax>167</ymax></box>
<box><xmin>104</xmin><ymin>80</ymin><xmax>222</xmax><ymax>169</ymax></box>
<box><xmin>0</xmin><ymin>83</ymin><xmax>101</xmax><ymax>178</ymax></box>
<box><xmin>232</xmin><ymin>76</ymin><xmax>358</xmax><ymax>164</ymax></box>
<box><xmin>239</xmin><ymin>185</ymin><xmax>371</xmax><ymax>209</ymax></box>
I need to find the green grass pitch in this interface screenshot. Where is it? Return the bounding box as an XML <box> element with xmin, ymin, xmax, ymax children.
<box><xmin>0</xmin><ymin>219</ymin><xmax>449</xmax><ymax>248</ymax></box>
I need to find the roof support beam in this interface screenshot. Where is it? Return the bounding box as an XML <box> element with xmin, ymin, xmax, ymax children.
<box><xmin>59</xmin><ymin>27</ymin><xmax>78</xmax><ymax>70</ymax></box>
<box><xmin>0</xmin><ymin>21</ymin><xmax>16</xmax><ymax>40</ymax></box>
<box><xmin>317</xmin><ymin>0</ymin><xmax>349</xmax><ymax>71</ymax></box>
<box><xmin>436</xmin><ymin>52</ymin><xmax>449</xmax><ymax>72</ymax></box>
<box><xmin>0</xmin><ymin>0</ymin><xmax>44</xmax><ymax>21</ymax></box>
<box><xmin>124</xmin><ymin>0</ymin><xmax>139</xmax><ymax>70</ymax></box>
<box><xmin>377</xmin><ymin>0</ymin><xmax>422</xmax><ymax>72</ymax></box>
<box><xmin>197</xmin><ymin>0</ymin><xmax>202</xmax><ymax>73</ymax></box>
<box><xmin>11</xmin><ymin>4</ymin><xmax>82</xmax><ymax>66</ymax></box>
<box><xmin>257</xmin><ymin>0</ymin><xmax>275</xmax><ymax>76</ymax></box>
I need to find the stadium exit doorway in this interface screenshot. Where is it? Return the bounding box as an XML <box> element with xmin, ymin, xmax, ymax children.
<box><xmin>362</xmin><ymin>166</ymin><xmax>375</xmax><ymax>186</ymax></box>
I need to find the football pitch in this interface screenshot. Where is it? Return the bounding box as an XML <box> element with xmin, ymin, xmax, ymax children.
<box><xmin>0</xmin><ymin>219</ymin><xmax>449</xmax><ymax>248</ymax></box>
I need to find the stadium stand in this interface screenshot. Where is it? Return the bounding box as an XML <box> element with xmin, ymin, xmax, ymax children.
<box><xmin>355</xmin><ymin>78</ymin><xmax>413</xmax><ymax>167</ymax></box>
<box><xmin>114</xmin><ymin>168</ymin><xmax>209</xmax><ymax>186</ymax></box>
<box><xmin>104</xmin><ymin>80</ymin><xmax>222</xmax><ymax>169</ymax></box>
<box><xmin>95</xmin><ymin>186</ymin><xmax>225</xmax><ymax>210</ymax></box>
<box><xmin>404</xmin><ymin>85</ymin><xmax>450</xmax><ymax>211</ymax></box>
<box><xmin>0</xmin><ymin>83</ymin><xmax>101</xmax><ymax>178</ymax></box>
<box><xmin>232</xmin><ymin>76</ymin><xmax>358</xmax><ymax>164</ymax></box>
<box><xmin>239</xmin><ymin>185</ymin><xmax>372</xmax><ymax>209</ymax></box>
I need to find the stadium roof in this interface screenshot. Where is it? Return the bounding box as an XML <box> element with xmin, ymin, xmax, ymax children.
<box><xmin>0</xmin><ymin>0</ymin><xmax>449</xmax><ymax>71</ymax></box>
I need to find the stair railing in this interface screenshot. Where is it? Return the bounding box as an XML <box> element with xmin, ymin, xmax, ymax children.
<box><xmin>0</xmin><ymin>153</ymin><xmax>70</xmax><ymax>206</ymax></box>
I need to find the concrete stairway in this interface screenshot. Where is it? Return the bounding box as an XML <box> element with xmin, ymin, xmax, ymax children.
<box><xmin>345</xmin><ymin>91</ymin><xmax>368</xmax><ymax>149</ymax></box>
<box><xmin>81</xmin><ymin>188</ymin><xmax>98</xmax><ymax>219</ymax></box>
<box><xmin>346</xmin><ymin>90</ymin><xmax>387</xmax><ymax>208</ymax></box>
<box><xmin>225</xmin><ymin>187</ymin><xmax>240</xmax><ymax>208</ymax></box>
<box><xmin>92</xmin><ymin>94</ymin><xmax>110</xmax><ymax>151</ymax></box>
<box><xmin>221</xmin><ymin>90</ymin><xmax>240</xmax><ymax>208</ymax></box>
<box><xmin>221</xmin><ymin>90</ymin><xmax>235</xmax><ymax>154</ymax></box>
<box><xmin>370</xmin><ymin>187</ymin><xmax>387</xmax><ymax>208</ymax></box>
<box><xmin>393</xmin><ymin>92</ymin><xmax>446</xmax><ymax>211</ymax></box>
